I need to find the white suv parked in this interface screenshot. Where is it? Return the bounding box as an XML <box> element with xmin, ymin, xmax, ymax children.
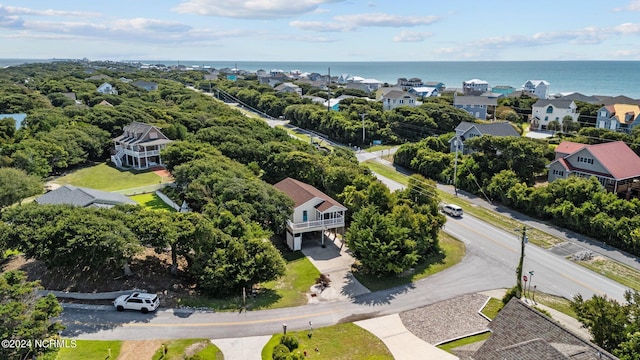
<box><xmin>113</xmin><ymin>292</ymin><xmax>160</xmax><ymax>313</ymax></box>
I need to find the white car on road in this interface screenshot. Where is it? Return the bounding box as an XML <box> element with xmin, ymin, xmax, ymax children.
<box><xmin>113</xmin><ymin>292</ymin><xmax>159</xmax><ymax>313</ymax></box>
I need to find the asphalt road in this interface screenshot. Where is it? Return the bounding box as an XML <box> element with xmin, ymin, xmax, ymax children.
<box><xmin>58</xmin><ymin>121</ymin><xmax>632</xmax><ymax>340</ymax></box>
<box><xmin>60</xmin><ymin>208</ymin><xmax>628</xmax><ymax>340</ymax></box>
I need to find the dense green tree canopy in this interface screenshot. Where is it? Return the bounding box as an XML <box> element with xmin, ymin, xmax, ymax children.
<box><xmin>0</xmin><ymin>271</ymin><xmax>64</xmax><ymax>360</ymax></box>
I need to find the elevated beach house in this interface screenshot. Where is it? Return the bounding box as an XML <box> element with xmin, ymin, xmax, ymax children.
<box><xmin>274</xmin><ymin>177</ymin><xmax>347</xmax><ymax>251</ymax></box>
<box><xmin>111</xmin><ymin>122</ymin><xmax>173</xmax><ymax>169</ymax></box>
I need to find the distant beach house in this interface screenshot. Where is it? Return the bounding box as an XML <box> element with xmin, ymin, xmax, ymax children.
<box><xmin>258</xmin><ymin>73</ymin><xmax>290</xmax><ymax>87</ymax></box>
<box><xmin>530</xmin><ymin>99</ymin><xmax>579</xmax><ymax>131</ymax></box>
<box><xmin>453</xmin><ymin>95</ymin><xmax>497</xmax><ymax>120</ymax></box>
<box><xmin>35</xmin><ymin>185</ymin><xmax>136</xmax><ymax>208</ymax></box>
<box><xmin>345</xmin><ymin>78</ymin><xmax>381</xmax><ymax>94</ymax></box>
<box><xmin>132</xmin><ymin>80</ymin><xmax>158</xmax><ymax>91</ymax></box>
<box><xmin>548</xmin><ymin>141</ymin><xmax>640</xmax><ymax>196</ymax></box>
<box><xmin>380</xmin><ymin>90</ymin><xmax>418</xmax><ymax>110</ymax></box>
<box><xmin>97</xmin><ymin>82</ymin><xmax>118</xmax><ymax>95</ymax></box>
<box><xmin>274</xmin><ymin>82</ymin><xmax>302</xmax><ymax>96</ymax></box>
<box><xmin>521</xmin><ymin>80</ymin><xmax>550</xmax><ymax>99</ymax></box>
<box><xmin>396</xmin><ymin>77</ymin><xmax>423</xmax><ymax>91</ymax></box>
<box><xmin>409</xmin><ymin>86</ymin><xmax>439</xmax><ymax>98</ymax></box>
<box><xmin>424</xmin><ymin>81</ymin><xmax>445</xmax><ymax>92</ymax></box>
<box><xmin>111</xmin><ymin>122</ymin><xmax>173</xmax><ymax>169</ymax></box>
<box><xmin>450</xmin><ymin>121</ymin><xmax>520</xmax><ymax>154</ymax></box>
<box><xmin>274</xmin><ymin>177</ymin><xmax>347</xmax><ymax>251</ymax></box>
<box><xmin>492</xmin><ymin>85</ymin><xmax>516</xmax><ymax>96</ymax></box>
<box><xmin>595</xmin><ymin>103</ymin><xmax>640</xmax><ymax>133</ymax></box>
<box><xmin>0</xmin><ymin>113</ymin><xmax>26</xmax><ymax>129</ymax></box>
<box><xmin>462</xmin><ymin>79</ymin><xmax>489</xmax><ymax>96</ymax></box>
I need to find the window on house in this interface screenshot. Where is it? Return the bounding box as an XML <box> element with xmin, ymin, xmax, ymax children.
<box><xmin>399</xmin><ymin>99</ymin><xmax>404</xmax><ymax>104</ymax></box>
<box><xmin>544</xmin><ymin>116</ymin><xmax>549</xmax><ymax>121</ymax></box>
<box><xmin>601</xmin><ymin>111</ymin><xmax>606</xmax><ymax>117</ymax></box>
<box><xmin>546</xmin><ymin>106</ymin><xmax>553</xmax><ymax>113</ymax></box>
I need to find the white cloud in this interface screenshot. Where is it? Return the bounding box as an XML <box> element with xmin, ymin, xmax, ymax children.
<box><xmin>393</xmin><ymin>30</ymin><xmax>432</xmax><ymax>42</ymax></box>
<box><xmin>172</xmin><ymin>0</ymin><xmax>344</xmax><ymax>19</ymax></box>
<box><xmin>334</xmin><ymin>13</ymin><xmax>439</xmax><ymax>27</ymax></box>
<box><xmin>613</xmin><ymin>0</ymin><xmax>640</xmax><ymax>12</ymax></box>
<box><xmin>289</xmin><ymin>20</ymin><xmax>354</xmax><ymax>32</ymax></box>
<box><xmin>0</xmin><ymin>5</ymin><xmax>100</xmax><ymax>18</ymax></box>
<box><xmin>290</xmin><ymin>12</ymin><xmax>439</xmax><ymax>33</ymax></box>
<box><xmin>614</xmin><ymin>22</ymin><xmax>640</xmax><ymax>34</ymax></box>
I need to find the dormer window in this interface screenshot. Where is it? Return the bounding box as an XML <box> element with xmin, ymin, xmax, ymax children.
<box><xmin>546</xmin><ymin>106</ymin><xmax>553</xmax><ymax>114</ymax></box>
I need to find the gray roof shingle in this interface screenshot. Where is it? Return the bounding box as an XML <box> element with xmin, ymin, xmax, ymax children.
<box><xmin>35</xmin><ymin>185</ymin><xmax>136</xmax><ymax>208</ymax></box>
<box><xmin>474</xmin><ymin>298</ymin><xmax>617</xmax><ymax>360</ymax></box>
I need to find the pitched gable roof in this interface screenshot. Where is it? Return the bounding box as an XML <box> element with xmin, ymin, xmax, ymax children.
<box><xmin>453</xmin><ymin>95</ymin><xmax>497</xmax><ymax>106</ymax></box>
<box><xmin>533</xmin><ymin>99</ymin><xmax>575</xmax><ymax>108</ymax></box>
<box><xmin>35</xmin><ymin>185</ymin><xmax>136</xmax><ymax>208</ymax></box>
<box><xmin>555</xmin><ymin>141</ymin><xmax>587</xmax><ymax>155</ymax></box>
<box><xmin>273</xmin><ymin>178</ymin><xmax>346</xmax><ymax>212</ymax></box>
<box><xmin>474</xmin><ymin>298</ymin><xmax>616</xmax><ymax>360</ymax></box>
<box><xmin>455</xmin><ymin>121</ymin><xmax>519</xmax><ymax>137</ymax></box>
<box><xmin>585</xmin><ymin>141</ymin><xmax>640</xmax><ymax>180</ymax></box>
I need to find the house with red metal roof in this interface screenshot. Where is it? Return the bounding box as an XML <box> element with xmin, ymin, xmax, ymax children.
<box><xmin>548</xmin><ymin>140</ymin><xmax>640</xmax><ymax>195</ymax></box>
<box><xmin>273</xmin><ymin>177</ymin><xmax>347</xmax><ymax>251</ymax></box>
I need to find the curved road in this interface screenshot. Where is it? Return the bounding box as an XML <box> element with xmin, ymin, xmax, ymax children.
<box><xmin>60</xmin><ymin>210</ymin><xmax>628</xmax><ymax>340</ymax></box>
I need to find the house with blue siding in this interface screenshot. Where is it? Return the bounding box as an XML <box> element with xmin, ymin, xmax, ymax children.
<box><xmin>453</xmin><ymin>95</ymin><xmax>497</xmax><ymax>120</ymax></box>
<box><xmin>449</xmin><ymin>121</ymin><xmax>520</xmax><ymax>154</ymax></box>
<box><xmin>595</xmin><ymin>104</ymin><xmax>640</xmax><ymax>133</ymax></box>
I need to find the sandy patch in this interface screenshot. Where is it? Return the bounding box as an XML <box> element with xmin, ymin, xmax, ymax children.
<box><xmin>117</xmin><ymin>340</ymin><xmax>165</xmax><ymax>360</ymax></box>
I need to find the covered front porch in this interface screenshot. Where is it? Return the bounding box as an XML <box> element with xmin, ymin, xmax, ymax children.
<box><xmin>285</xmin><ymin>210</ymin><xmax>345</xmax><ymax>251</ymax></box>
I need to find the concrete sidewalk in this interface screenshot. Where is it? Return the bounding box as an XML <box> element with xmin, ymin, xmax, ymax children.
<box><xmin>356</xmin><ymin>314</ymin><xmax>458</xmax><ymax>360</ymax></box>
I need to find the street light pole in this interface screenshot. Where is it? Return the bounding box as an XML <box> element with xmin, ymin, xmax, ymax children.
<box><xmin>453</xmin><ymin>139</ymin><xmax>461</xmax><ymax>196</ymax></box>
<box><xmin>528</xmin><ymin>270</ymin><xmax>534</xmax><ymax>298</ymax></box>
<box><xmin>359</xmin><ymin>113</ymin><xmax>367</xmax><ymax>143</ymax></box>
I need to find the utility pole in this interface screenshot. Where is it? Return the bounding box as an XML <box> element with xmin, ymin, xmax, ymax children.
<box><xmin>516</xmin><ymin>226</ymin><xmax>527</xmax><ymax>298</ymax></box>
<box><xmin>453</xmin><ymin>138</ymin><xmax>461</xmax><ymax>196</ymax></box>
<box><xmin>359</xmin><ymin>113</ymin><xmax>367</xmax><ymax>142</ymax></box>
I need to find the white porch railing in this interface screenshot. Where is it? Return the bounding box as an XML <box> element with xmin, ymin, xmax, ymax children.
<box><xmin>288</xmin><ymin>216</ymin><xmax>345</xmax><ymax>231</ymax></box>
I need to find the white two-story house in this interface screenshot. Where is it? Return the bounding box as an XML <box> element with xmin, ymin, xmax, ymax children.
<box><xmin>274</xmin><ymin>177</ymin><xmax>347</xmax><ymax>251</ymax></box>
<box><xmin>111</xmin><ymin>122</ymin><xmax>173</xmax><ymax>169</ymax></box>
<box><xmin>521</xmin><ymin>80</ymin><xmax>550</xmax><ymax>99</ymax></box>
<box><xmin>530</xmin><ymin>99</ymin><xmax>579</xmax><ymax>131</ymax></box>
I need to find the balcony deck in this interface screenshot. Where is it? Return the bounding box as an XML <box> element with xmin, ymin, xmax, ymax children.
<box><xmin>288</xmin><ymin>217</ymin><xmax>345</xmax><ymax>233</ymax></box>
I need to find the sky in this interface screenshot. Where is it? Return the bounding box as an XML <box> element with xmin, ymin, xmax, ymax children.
<box><xmin>2</xmin><ymin>1</ymin><xmax>640</xmax><ymax>62</ymax></box>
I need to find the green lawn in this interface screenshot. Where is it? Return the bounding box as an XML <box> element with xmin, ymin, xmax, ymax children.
<box><xmin>130</xmin><ymin>193</ymin><xmax>176</xmax><ymax>212</ymax></box>
<box><xmin>354</xmin><ymin>231</ymin><xmax>465</xmax><ymax>291</ymax></box>
<box><xmin>480</xmin><ymin>298</ymin><xmax>504</xmax><ymax>320</ymax></box>
<box><xmin>277</xmin><ymin>125</ymin><xmax>334</xmax><ymax>151</ymax></box>
<box><xmin>177</xmin><ymin>246</ymin><xmax>318</xmax><ymax>311</ymax></box>
<box><xmin>437</xmin><ymin>332</ymin><xmax>491</xmax><ymax>354</ymax></box>
<box><xmin>261</xmin><ymin>323</ymin><xmax>393</xmax><ymax>360</ymax></box>
<box><xmin>362</xmin><ymin>160</ymin><xmax>409</xmax><ymax>185</ymax></box>
<box><xmin>574</xmin><ymin>257</ymin><xmax>640</xmax><ymax>292</ymax></box>
<box><xmin>152</xmin><ymin>339</ymin><xmax>222</xmax><ymax>360</ymax></box>
<box><xmin>54</xmin><ymin>163</ymin><xmax>164</xmax><ymax>191</ymax></box>
<box><xmin>531</xmin><ymin>291</ymin><xmax>576</xmax><ymax>318</ymax></box>
<box><xmin>55</xmin><ymin>339</ymin><xmax>122</xmax><ymax>360</ymax></box>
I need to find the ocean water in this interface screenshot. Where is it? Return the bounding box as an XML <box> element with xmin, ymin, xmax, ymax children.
<box><xmin>155</xmin><ymin>60</ymin><xmax>640</xmax><ymax>99</ymax></box>
<box><xmin>3</xmin><ymin>59</ymin><xmax>639</xmax><ymax>99</ymax></box>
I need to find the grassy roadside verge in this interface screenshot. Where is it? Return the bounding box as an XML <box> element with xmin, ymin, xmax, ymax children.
<box><xmin>261</xmin><ymin>323</ymin><xmax>393</xmax><ymax>360</ymax></box>
<box><xmin>360</xmin><ymin>159</ymin><xmax>640</xmax><ymax>291</ymax></box>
